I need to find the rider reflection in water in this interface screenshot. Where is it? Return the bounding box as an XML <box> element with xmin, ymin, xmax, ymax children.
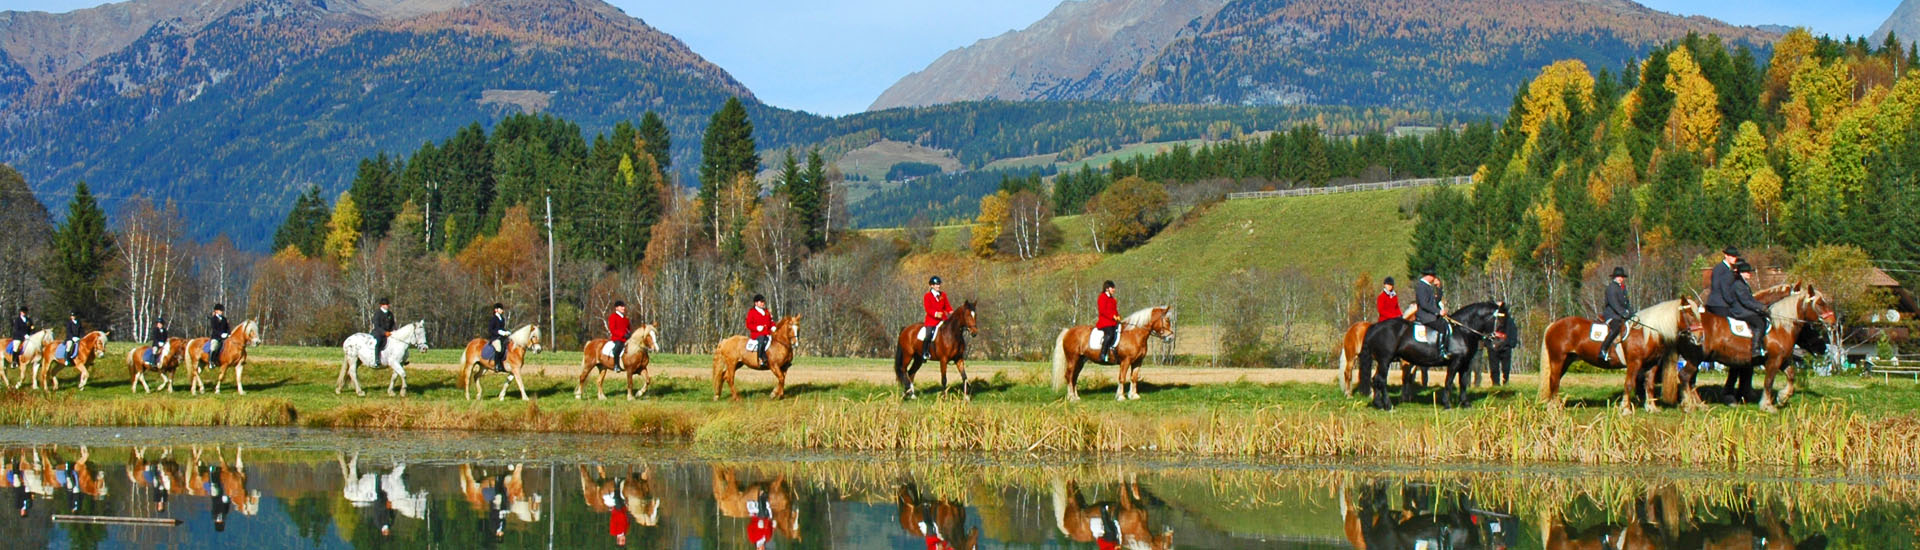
<box><xmin>206</xmin><ymin>466</ymin><xmax>231</xmax><ymax>532</ymax></box>
<box><xmin>747</xmin><ymin>487</ymin><xmax>775</xmax><ymax>550</ymax></box>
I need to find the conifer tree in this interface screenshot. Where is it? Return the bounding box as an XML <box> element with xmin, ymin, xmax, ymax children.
<box><xmin>46</xmin><ymin>181</ymin><xmax>113</xmax><ymax>325</ymax></box>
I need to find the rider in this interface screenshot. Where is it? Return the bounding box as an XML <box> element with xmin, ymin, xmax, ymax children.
<box><xmin>10</xmin><ymin>306</ymin><xmax>30</xmax><ymax>365</ymax></box>
<box><xmin>1096</xmin><ymin>281</ymin><xmax>1120</xmax><ymax>363</ymax></box>
<box><xmin>746</xmin><ymin>295</ymin><xmax>773</xmax><ymax>367</ymax></box>
<box><xmin>1706</xmin><ymin>247</ymin><xmax>1767</xmax><ymax>358</ymax></box>
<box><xmin>1376</xmin><ymin>277</ymin><xmax>1402</xmax><ymax>322</ymax></box>
<box><xmin>1730</xmin><ymin>260</ymin><xmax>1772</xmax><ymax>358</ymax></box>
<box><xmin>607</xmin><ymin>300</ymin><xmax>631</xmax><ymax>365</ymax></box>
<box><xmin>63</xmin><ymin>312</ymin><xmax>82</xmax><ymax>361</ymax></box>
<box><xmin>1414</xmin><ymin>268</ymin><xmax>1450</xmax><ymax>359</ymax></box>
<box><xmin>920</xmin><ymin>276</ymin><xmax>952</xmax><ymax>360</ymax></box>
<box><xmin>206</xmin><ymin>304</ymin><xmax>231</xmax><ymax>366</ymax></box>
<box><xmin>487</xmin><ymin>303</ymin><xmax>510</xmax><ymax>373</ymax></box>
<box><xmin>1599</xmin><ymin>267</ymin><xmax>1634</xmax><ymax>363</ymax></box>
<box><xmin>148</xmin><ymin>317</ymin><xmax>170</xmax><ymax>363</ymax></box>
<box><xmin>372</xmin><ymin>298</ymin><xmax>396</xmax><ymax>363</ymax></box>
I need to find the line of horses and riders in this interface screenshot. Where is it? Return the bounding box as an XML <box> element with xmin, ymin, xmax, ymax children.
<box><xmin>0</xmin><ymin>246</ymin><xmax>1833</xmax><ymax>412</ymax></box>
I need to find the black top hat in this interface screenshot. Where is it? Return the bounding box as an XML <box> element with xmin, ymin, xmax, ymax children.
<box><xmin>928</xmin><ymin>276</ymin><xmax>942</xmax><ymax>285</ymax></box>
<box><xmin>156</xmin><ymin>317</ymin><xmax>166</xmax><ymax>324</ymax></box>
<box><xmin>492</xmin><ymin>303</ymin><xmax>505</xmax><ymax>310</ymax></box>
<box><xmin>1723</xmin><ymin>246</ymin><xmax>1741</xmax><ymax>257</ymax></box>
<box><xmin>1383</xmin><ymin>276</ymin><xmax>1395</xmax><ymax>286</ymax></box>
<box><xmin>1420</xmin><ymin>267</ymin><xmax>1436</xmax><ymax>277</ymax></box>
<box><xmin>1734</xmin><ymin>260</ymin><xmax>1755</xmax><ymax>273</ymax></box>
<box><xmin>1611</xmin><ymin>267</ymin><xmax>1628</xmax><ymax>279</ymax></box>
<box><xmin>212</xmin><ymin>303</ymin><xmax>224</xmax><ymax>311</ymax></box>
<box><xmin>378</xmin><ymin>298</ymin><xmax>390</xmax><ymax>306</ymax></box>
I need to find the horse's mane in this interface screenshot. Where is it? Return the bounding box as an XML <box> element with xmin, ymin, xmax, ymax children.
<box><xmin>1769</xmin><ymin>289</ymin><xmax>1810</xmax><ymax>324</ymax></box>
<box><xmin>1753</xmin><ymin>283</ymin><xmax>1798</xmax><ymax>303</ymax></box>
<box><xmin>509</xmin><ymin>323</ymin><xmax>537</xmax><ymax>345</ymax></box>
<box><xmin>1631</xmin><ymin>299</ymin><xmax>1687</xmax><ymax>340</ymax></box>
<box><xmin>1121</xmin><ymin>306</ymin><xmax>1165</xmax><ymax>328</ymax></box>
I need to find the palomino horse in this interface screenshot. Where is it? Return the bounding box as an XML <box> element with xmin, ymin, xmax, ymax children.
<box><xmin>1677</xmin><ymin>284</ymin><xmax>1835</xmax><ymax>412</ymax></box>
<box><xmin>1538</xmin><ymin>297</ymin><xmax>1700</xmax><ymax>412</ymax></box>
<box><xmin>186</xmin><ymin>319</ymin><xmax>262</xmax><ymax>395</ymax></box>
<box><xmin>125</xmin><ymin>446</ymin><xmax>184</xmax><ymax>512</ymax></box>
<box><xmin>35</xmin><ymin>330</ymin><xmax>108</xmax><ymax>391</ymax></box>
<box><xmin>338</xmin><ymin>320</ymin><xmax>429</xmax><ymax>397</ymax></box>
<box><xmin>711</xmin><ymin>466</ymin><xmax>802</xmax><ymax>543</ymax></box>
<box><xmin>579</xmin><ymin>465</ymin><xmax>661</xmax><ymax>531</ymax></box>
<box><xmin>1</xmin><ymin>329</ymin><xmax>54</xmax><ymax>389</ymax></box>
<box><xmin>1051</xmin><ymin>477</ymin><xmax>1174</xmax><ymax>550</ymax></box>
<box><xmin>458</xmin><ymin>324</ymin><xmax>542</xmax><ymax>401</ymax></box>
<box><xmin>1357</xmin><ymin>301</ymin><xmax>1508</xmax><ymax>410</ymax></box>
<box><xmin>1051</xmin><ymin>306</ymin><xmax>1175</xmax><ymax>402</ymax></box>
<box><xmin>127</xmin><ymin>337</ymin><xmax>191</xmax><ymax>393</ymax></box>
<box><xmin>1339</xmin><ymin>322</ymin><xmax>1379</xmax><ymax>396</ymax></box>
<box><xmin>459</xmin><ymin>464</ymin><xmax>542</xmax><ymax>538</ymax></box>
<box><xmin>893</xmin><ymin>301</ymin><xmax>978</xmax><ymax>400</ymax></box>
<box><xmin>897</xmin><ymin>481</ymin><xmax>978</xmax><ymax>550</ymax></box>
<box><xmin>184</xmin><ymin>446</ymin><xmax>259</xmax><ymax>528</ymax></box>
<box><xmin>711</xmin><ymin>315</ymin><xmax>802</xmax><ymax>401</ymax></box>
<box><xmin>576</xmin><ymin>324</ymin><xmax>660</xmax><ymax>400</ymax></box>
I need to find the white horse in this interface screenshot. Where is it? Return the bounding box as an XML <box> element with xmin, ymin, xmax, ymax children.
<box><xmin>338</xmin><ymin>453</ymin><xmax>430</xmax><ymax>521</ymax></box>
<box><xmin>338</xmin><ymin>320</ymin><xmax>429</xmax><ymax>397</ymax></box>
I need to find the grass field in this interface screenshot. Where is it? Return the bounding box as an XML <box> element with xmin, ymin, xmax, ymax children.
<box><xmin>6</xmin><ymin>345</ymin><xmax>1920</xmax><ymax>468</ymax></box>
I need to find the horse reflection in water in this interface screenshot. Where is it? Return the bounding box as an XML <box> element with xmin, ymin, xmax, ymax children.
<box><xmin>580</xmin><ymin>465</ymin><xmax>661</xmax><ymax>546</ymax></box>
<box><xmin>184</xmin><ymin>446</ymin><xmax>261</xmax><ymax>531</ymax></box>
<box><xmin>459</xmin><ymin>464</ymin><xmax>543</xmax><ymax>538</ymax></box>
<box><xmin>711</xmin><ymin>466</ymin><xmax>801</xmax><ymax>548</ymax></box>
<box><xmin>1341</xmin><ymin>481</ymin><xmax>1519</xmax><ymax>550</ymax></box>
<box><xmin>896</xmin><ymin>481</ymin><xmax>977</xmax><ymax>550</ymax></box>
<box><xmin>1052</xmin><ymin>477</ymin><xmax>1174</xmax><ymax>550</ymax></box>
<box><xmin>3</xmin><ymin>447</ymin><xmax>108</xmax><ymax>516</ymax></box>
<box><xmin>340</xmin><ymin>452</ymin><xmax>430</xmax><ymax>537</ymax></box>
<box><xmin>1543</xmin><ymin>486</ymin><xmax>1826</xmax><ymax>550</ymax></box>
<box><xmin>125</xmin><ymin>446</ymin><xmax>185</xmax><ymax>513</ymax></box>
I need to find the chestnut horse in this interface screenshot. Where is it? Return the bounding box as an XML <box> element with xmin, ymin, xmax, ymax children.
<box><xmin>186</xmin><ymin>319</ymin><xmax>261</xmax><ymax>395</ymax></box>
<box><xmin>1052</xmin><ymin>477</ymin><xmax>1174</xmax><ymax>550</ymax></box>
<box><xmin>1537</xmin><ymin>297</ymin><xmax>1700</xmax><ymax>412</ymax></box>
<box><xmin>1</xmin><ymin>329</ymin><xmax>54</xmax><ymax>389</ymax></box>
<box><xmin>578</xmin><ymin>465</ymin><xmax>660</xmax><ymax>529</ymax></box>
<box><xmin>1677</xmin><ymin>284</ymin><xmax>1834</xmax><ymax>412</ymax></box>
<box><xmin>1051</xmin><ymin>306</ymin><xmax>1175</xmax><ymax>402</ymax></box>
<box><xmin>457</xmin><ymin>324</ymin><xmax>541</xmax><ymax>401</ymax></box>
<box><xmin>897</xmin><ymin>481</ymin><xmax>978</xmax><ymax>550</ymax></box>
<box><xmin>711</xmin><ymin>466</ymin><xmax>802</xmax><ymax>542</ymax></box>
<box><xmin>893</xmin><ymin>301</ymin><xmax>978</xmax><ymax>400</ymax></box>
<box><xmin>35</xmin><ymin>330</ymin><xmax>108</xmax><ymax>391</ymax></box>
<box><xmin>459</xmin><ymin>463</ymin><xmax>542</xmax><ymax>538</ymax></box>
<box><xmin>575</xmin><ymin>323</ymin><xmax>660</xmax><ymax>400</ymax></box>
<box><xmin>127</xmin><ymin>337</ymin><xmax>192</xmax><ymax>393</ymax></box>
<box><xmin>711</xmin><ymin>315</ymin><xmax>801</xmax><ymax>400</ymax></box>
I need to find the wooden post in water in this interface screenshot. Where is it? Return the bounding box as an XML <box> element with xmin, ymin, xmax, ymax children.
<box><xmin>53</xmin><ymin>515</ymin><xmax>181</xmax><ymax>527</ymax></box>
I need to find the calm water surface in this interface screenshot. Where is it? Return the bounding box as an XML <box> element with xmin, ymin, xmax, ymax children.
<box><xmin>0</xmin><ymin>428</ymin><xmax>1906</xmax><ymax>549</ymax></box>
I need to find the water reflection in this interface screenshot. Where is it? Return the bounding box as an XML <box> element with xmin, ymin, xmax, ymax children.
<box><xmin>0</xmin><ymin>442</ymin><xmax>1908</xmax><ymax>548</ymax></box>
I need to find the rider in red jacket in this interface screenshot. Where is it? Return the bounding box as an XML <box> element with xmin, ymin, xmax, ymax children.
<box><xmin>1376</xmin><ymin>277</ymin><xmax>1402</xmax><ymax>322</ymax></box>
<box><xmin>746</xmin><ymin>295</ymin><xmax>773</xmax><ymax>366</ymax></box>
<box><xmin>920</xmin><ymin>276</ymin><xmax>952</xmax><ymax>360</ymax></box>
<box><xmin>1096</xmin><ymin>281</ymin><xmax>1120</xmax><ymax>362</ymax></box>
<box><xmin>606</xmin><ymin>301</ymin><xmax>631</xmax><ymax>364</ymax></box>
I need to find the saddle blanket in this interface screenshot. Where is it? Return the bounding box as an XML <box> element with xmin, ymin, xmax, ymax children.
<box><xmin>745</xmin><ymin>338</ymin><xmax>764</xmax><ymax>352</ymax></box>
<box><xmin>915</xmin><ymin>323</ymin><xmax>944</xmax><ymax>341</ymax></box>
<box><xmin>1413</xmin><ymin>324</ymin><xmax>1440</xmax><ymax>344</ymax></box>
<box><xmin>1086</xmin><ymin>329</ymin><xmax>1104</xmax><ymax>349</ymax></box>
<box><xmin>4</xmin><ymin>341</ymin><xmax>15</xmax><ymax>354</ymax></box>
<box><xmin>1588</xmin><ymin>324</ymin><xmax>1611</xmax><ymax>342</ymax></box>
<box><xmin>481</xmin><ymin>343</ymin><xmax>503</xmax><ymax>361</ymax></box>
<box><xmin>144</xmin><ymin>347</ymin><xmax>162</xmax><ymax>364</ymax></box>
<box><xmin>1728</xmin><ymin>319</ymin><xmax>1766</xmax><ymax>339</ymax></box>
<box><xmin>202</xmin><ymin>341</ymin><xmax>219</xmax><ymax>355</ymax></box>
<box><xmin>599</xmin><ymin>342</ymin><xmax>621</xmax><ymax>357</ymax></box>
<box><xmin>57</xmin><ymin>341</ymin><xmax>75</xmax><ymax>358</ymax></box>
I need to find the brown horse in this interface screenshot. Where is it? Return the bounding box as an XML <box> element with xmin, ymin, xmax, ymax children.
<box><xmin>127</xmin><ymin>337</ymin><xmax>193</xmax><ymax>393</ymax></box>
<box><xmin>186</xmin><ymin>319</ymin><xmax>261</xmax><ymax>395</ymax></box>
<box><xmin>575</xmin><ymin>324</ymin><xmax>660</xmax><ymax>400</ymax></box>
<box><xmin>459</xmin><ymin>463</ymin><xmax>542</xmax><ymax>537</ymax></box>
<box><xmin>457</xmin><ymin>324</ymin><xmax>542</xmax><ymax>401</ymax></box>
<box><xmin>897</xmin><ymin>481</ymin><xmax>978</xmax><ymax>550</ymax></box>
<box><xmin>1052</xmin><ymin>306</ymin><xmax>1176</xmax><ymax>401</ymax></box>
<box><xmin>893</xmin><ymin>301</ymin><xmax>978</xmax><ymax>400</ymax></box>
<box><xmin>34</xmin><ymin>330</ymin><xmax>108</xmax><ymax>391</ymax></box>
<box><xmin>711</xmin><ymin>315</ymin><xmax>802</xmax><ymax>401</ymax></box>
<box><xmin>1051</xmin><ymin>477</ymin><xmax>1174</xmax><ymax>550</ymax></box>
<box><xmin>711</xmin><ymin>466</ymin><xmax>802</xmax><ymax>542</ymax></box>
<box><xmin>1538</xmin><ymin>297</ymin><xmax>1700</xmax><ymax>412</ymax></box>
<box><xmin>1</xmin><ymin>329</ymin><xmax>54</xmax><ymax>389</ymax></box>
<box><xmin>1678</xmin><ymin>284</ymin><xmax>1834</xmax><ymax>412</ymax></box>
<box><xmin>183</xmin><ymin>446</ymin><xmax>259</xmax><ymax>522</ymax></box>
<box><xmin>579</xmin><ymin>465</ymin><xmax>661</xmax><ymax>528</ymax></box>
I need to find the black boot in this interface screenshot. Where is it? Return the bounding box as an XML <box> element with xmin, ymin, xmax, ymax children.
<box><xmin>920</xmin><ymin>331</ymin><xmax>935</xmax><ymax>360</ymax></box>
<box><xmin>1099</xmin><ymin>344</ymin><xmax>1113</xmax><ymax>363</ymax></box>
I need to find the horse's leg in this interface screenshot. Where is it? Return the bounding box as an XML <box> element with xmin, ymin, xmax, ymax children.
<box><xmin>1400</xmin><ymin>362</ymin><xmax>1417</xmax><ymax>404</ymax></box>
<box><xmin>234</xmin><ymin>361</ymin><xmax>247</xmax><ymax>395</ymax></box>
<box><xmin>956</xmin><ymin>358</ymin><xmax>970</xmax><ymax>401</ymax></box>
<box><xmin>638</xmin><ymin>369</ymin><xmax>651</xmax><ymax>399</ymax></box>
<box><xmin>772</xmin><ymin>364</ymin><xmax>787</xmax><ymax>400</ymax></box>
<box><xmin>1759</xmin><ymin>359</ymin><xmax>1781</xmax><ymax>414</ymax></box>
<box><xmin>1620</xmin><ymin>361</ymin><xmax>1639</xmax><ymax>414</ymax></box>
<box><xmin>1129</xmin><ymin>360</ymin><xmax>1144</xmax><ymax>400</ymax></box>
<box><xmin>597</xmin><ymin>368</ymin><xmax>609</xmax><ymax>400</ymax></box>
<box><xmin>574</xmin><ymin>359</ymin><xmax>590</xmax><ymax>400</ymax></box>
<box><xmin>1066</xmin><ymin>357</ymin><xmax>1084</xmax><ymax>402</ymax></box>
<box><xmin>1778</xmin><ymin>358</ymin><xmax>1797</xmax><ymax>405</ymax></box>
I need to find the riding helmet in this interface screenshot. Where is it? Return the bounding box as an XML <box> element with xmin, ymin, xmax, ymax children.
<box><xmin>1734</xmin><ymin>260</ymin><xmax>1755</xmax><ymax>273</ymax></box>
<box><xmin>1383</xmin><ymin>276</ymin><xmax>1395</xmax><ymax>286</ymax></box>
<box><xmin>212</xmin><ymin>303</ymin><xmax>224</xmax><ymax>312</ymax></box>
<box><xmin>929</xmin><ymin>276</ymin><xmax>942</xmax><ymax>285</ymax></box>
<box><xmin>1611</xmin><ymin>267</ymin><xmax>1628</xmax><ymax>279</ymax></box>
<box><xmin>752</xmin><ymin>294</ymin><xmax>765</xmax><ymax>303</ymax></box>
<box><xmin>613</xmin><ymin>300</ymin><xmax>625</xmax><ymax>308</ymax></box>
<box><xmin>492</xmin><ymin>303</ymin><xmax>504</xmax><ymax>310</ymax></box>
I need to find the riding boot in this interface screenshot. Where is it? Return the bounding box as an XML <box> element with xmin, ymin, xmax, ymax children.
<box><xmin>1751</xmin><ymin>320</ymin><xmax>1769</xmax><ymax>359</ymax></box>
<box><xmin>1099</xmin><ymin>344</ymin><xmax>1113</xmax><ymax>364</ymax></box>
<box><xmin>757</xmin><ymin>349</ymin><xmax>768</xmax><ymax>368</ymax></box>
<box><xmin>920</xmin><ymin>330</ymin><xmax>936</xmax><ymax>360</ymax></box>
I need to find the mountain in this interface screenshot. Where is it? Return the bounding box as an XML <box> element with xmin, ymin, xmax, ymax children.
<box><xmin>0</xmin><ymin>0</ymin><xmax>761</xmax><ymax>247</ymax></box>
<box><xmin>871</xmin><ymin>0</ymin><xmax>1779</xmax><ymax>114</ymax></box>
<box><xmin>1873</xmin><ymin>0</ymin><xmax>1920</xmax><ymax>49</ymax></box>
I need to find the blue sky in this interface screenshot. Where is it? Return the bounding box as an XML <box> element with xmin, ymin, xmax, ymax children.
<box><xmin>0</xmin><ymin>0</ymin><xmax>1905</xmax><ymax>115</ymax></box>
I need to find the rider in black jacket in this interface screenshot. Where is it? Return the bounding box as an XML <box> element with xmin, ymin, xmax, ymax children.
<box><xmin>10</xmin><ymin>306</ymin><xmax>31</xmax><ymax>364</ymax></box>
<box><xmin>1599</xmin><ymin>267</ymin><xmax>1634</xmax><ymax>363</ymax></box>
<box><xmin>487</xmin><ymin>303</ymin><xmax>510</xmax><ymax>373</ymax></box>
<box><xmin>207</xmin><ymin>305</ymin><xmax>232</xmax><ymax>362</ymax></box>
<box><xmin>1413</xmin><ymin>268</ymin><xmax>1449</xmax><ymax>358</ymax></box>
<box><xmin>372</xmin><ymin>298</ymin><xmax>396</xmax><ymax>362</ymax></box>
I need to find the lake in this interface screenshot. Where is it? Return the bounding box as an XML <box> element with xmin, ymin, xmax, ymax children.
<box><xmin>0</xmin><ymin>427</ymin><xmax>1907</xmax><ymax>549</ymax></box>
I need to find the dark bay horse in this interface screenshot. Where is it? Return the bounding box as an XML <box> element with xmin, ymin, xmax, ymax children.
<box><xmin>1538</xmin><ymin>297</ymin><xmax>1699</xmax><ymax>412</ymax></box>
<box><xmin>1676</xmin><ymin>284</ymin><xmax>1834</xmax><ymax>412</ymax></box>
<box><xmin>1051</xmin><ymin>306</ymin><xmax>1176</xmax><ymax>402</ymax></box>
<box><xmin>893</xmin><ymin>301</ymin><xmax>977</xmax><ymax>401</ymax></box>
<box><xmin>1358</xmin><ymin>301</ymin><xmax>1508</xmax><ymax>410</ymax></box>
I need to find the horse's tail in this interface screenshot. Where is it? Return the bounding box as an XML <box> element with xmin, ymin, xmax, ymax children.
<box><xmin>1050</xmin><ymin>329</ymin><xmax>1069</xmax><ymax>392</ymax></box>
<box><xmin>892</xmin><ymin>335</ymin><xmax>907</xmax><ymax>377</ymax></box>
<box><xmin>1338</xmin><ymin>335</ymin><xmax>1354</xmax><ymax>396</ymax></box>
<box><xmin>1537</xmin><ymin>333</ymin><xmax>1553</xmax><ymax>400</ymax></box>
<box><xmin>126</xmin><ymin>347</ymin><xmax>141</xmax><ymax>377</ymax></box>
<box><xmin>456</xmin><ymin>349</ymin><xmax>471</xmax><ymax>390</ymax></box>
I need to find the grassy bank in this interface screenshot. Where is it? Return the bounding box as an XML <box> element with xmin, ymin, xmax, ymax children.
<box><xmin>7</xmin><ymin>347</ymin><xmax>1920</xmax><ymax>468</ymax></box>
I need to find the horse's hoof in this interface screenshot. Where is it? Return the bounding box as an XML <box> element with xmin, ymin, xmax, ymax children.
<box><xmin>356</xmin><ymin>391</ymin><xmax>365</xmax><ymax>397</ymax></box>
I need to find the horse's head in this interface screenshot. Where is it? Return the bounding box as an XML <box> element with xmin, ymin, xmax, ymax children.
<box><xmin>777</xmin><ymin>315</ymin><xmax>803</xmax><ymax>344</ymax></box>
<box><xmin>403</xmin><ymin>321</ymin><xmax>429</xmax><ymax>350</ymax></box>
<box><xmin>1795</xmin><ymin>319</ymin><xmax>1831</xmax><ymax>355</ymax></box>
<box><xmin>636</xmin><ymin>324</ymin><xmax>660</xmax><ymax>351</ymax></box>
<box><xmin>241</xmin><ymin>320</ymin><xmax>262</xmax><ymax>346</ymax></box>
<box><xmin>527</xmin><ymin>325</ymin><xmax>543</xmax><ymax>353</ymax></box>
<box><xmin>1800</xmin><ymin>285</ymin><xmax>1837</xmax><ymax>325</ymax></box>
<box><xmin>954</xmin><ymin>301</ymin><xmax>978</xmax><ymax>336</ymax></box>
<box><xmin>1142</xmin><ymin>306</ymin><xmax>1176</xmax><ymax>342</ymax></box>
<box><xmin>1676</xmin><ymin>296</ymin><xmax>1704</xmax><ymax>335</ymax></box>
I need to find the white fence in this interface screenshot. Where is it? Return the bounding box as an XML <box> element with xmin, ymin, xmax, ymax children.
<box><xmin>1226</xmin><ymin>175</ymin><xmax>1473</xmax><ymax>200</ymax></box>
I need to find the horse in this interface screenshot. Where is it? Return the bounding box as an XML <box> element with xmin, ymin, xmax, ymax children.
<box><xmin>457</xmin><ymin>324</ymin><xmax>542</xmax><ymax>400</ymax></box>
<box><xmin>1676</xmin><ymin>284</ymin><xmax>1835</xmax><ymax>412</ymax></box>
<box><xmin>338</xmin><ymin>320</ymin><xmax>429</xmax><ymax>397</ymax></box>
<box><xmin>458</xmin><ymin>464</ymin><xmax>542</xmax><ymax>538</ymax></box>
<box><xmin>1357</xmin><ymin>301</ymin><xmax>1508</xmax><ymax>410</ymax></box>
<box><xmin>1538</xmin><ymin>297</ymin><xmax>1700</xmax><ymax>412</ymax></box>
<box><xmin>893</xmin><ymin>301</ymin><xmax>978</xmax><ymax>400</ymax></box>
<box><xmin>578</xmin><ymin>465</ymin><xmax>660</xmax><ymax>529</ymax></box>
<box><xmin>182</xmin><ymin>446</ymin><xmax>259</xmax><ymax>526</ymax></box>
<box><xmin>127</xmin><ymin>337</ymin><xmax>192</xmax><ymax>393</ymax></box>
<box><xmin>339</xmin><ymin>453</ymin><xmax>429</xmax><ymax>522</ymax></box>
<box><xmin>897</xmin><ymin>481</ymin><xmax>978</xmax><ymax>550</ymax></box>
<box><xmin>1051</xmin><ymin>477</ymin><xmax>1174</xmax><ymax>550</ymax></box>
<box><xmin>0</xmin><ymin>329</ymin><xmax>54</xmax><ymax>389</ymax></box>
<box><xmin>35</xmin><ymin>330</ymin><xmax>108</xmax><ymax>391</ymax></box>
<box><xmin>711</xmin><ymin>466</ymin><xmax>802</xmax><ymax>543</ymax></box>
<box><xmin>1051</xmin><ymin>306</ymin><xmax>1176</xmax><ymax>402</ymax></box>
<box><xmin>575</xmin><ymin>323</ymin><xmax>660</xmax><ymax>400</ymax></box>
<box><xmin>1339</xmin><ymin>321</ymin><xmax>1374</xmax><ymax>396</ymax></box>
<box><xmin>711</xmin><ymin>315</ymin><xmax>802</xmax><ymax>401</ymax></box>
<box><xmin>186</xmin><ymin>319</ymin><xmax>262</xmax><ymax>395</ymax></box>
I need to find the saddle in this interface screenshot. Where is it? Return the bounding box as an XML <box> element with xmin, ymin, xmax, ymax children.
<box><xmin>599</xmin><ymin>341</ymin><xmax>624</xmax><ymax>358</ymax></box>
<box><xmin>202</xmin><ymin>340</ymin><xmax>219</xmax><ymax>355</ymax></box>
<box><xmin>1727</xmin><ymin>318</ymin><xmax>1767</xmax><ymax>339</ymax></box>
<box><xmin>915</xmin><ymin>323</ymin><xmax>943</xmax><ymax>341</ymax></box>
<box><xmin>1085</xmin><ymin>329</ymin><xmax>1105</xmax><ymax>349</ymax></box>
<box><xmin>1413</xmin><ymin>324</ymin><xmax>1441</xmax><ymax>344</ymax></box>
<box><xmin>481</xmin><ymin>343</ymin><xmax>504</xmax><ymax>361</ymax></box>
<box><xmin>57</xmin><ymin>341</ymin><xmax>76</xmax><ymax>359</ymax></box>
<box><xmin>1587</xmin><ymin>324</ymin><xmax>1611</xmax><ymax>342</ymax></box>
<box><xmin>745</xmin><ymin>337</ymin><xmax>766</xmax><ymax>352</ymax></box>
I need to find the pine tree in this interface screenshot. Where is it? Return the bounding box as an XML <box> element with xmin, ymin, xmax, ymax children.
<box><xmin>795</xmin><ymin>148</ymin><xmax>828</xmax><ymax>249</ymax></box>
<box><xmin>776</xmin><ymin>150</ymin><xmax>801</xmax><ymax>196</ymax></box>
<box><xmin>638</xmin><ymin>111</ymin><xmax>672</xmax><ymax>172</ymax></box>
<box><xmin>272</xmin><ymin>185</ymin><xmax>330</xmax><ymax>256</ymax></box>
<box><xmin>46</xmin><ymin>181</ymin><xmax>113</xmax><ymax>326</ymax></box>
<box><xmin>349</xmin><ymin>153</ymin><xmax>401</xmax><ymax>239</ymax></box>
<box><xmin>440</xmin><ymin>123</ymin><xmax>495</xmax><ymax>253</ymax></box>
<box><xmin>698</xmin><ymin>97</ymin><xmax>759</xmax><ymax>246</ymax></box>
